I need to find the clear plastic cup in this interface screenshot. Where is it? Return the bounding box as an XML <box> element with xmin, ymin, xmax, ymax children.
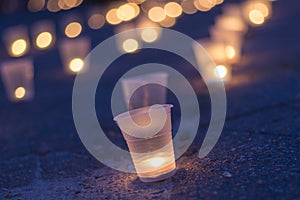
<box><xmin>0</xmin><ymin>58</ymin><xmax>34</xmax><ymax>102</ymax></box>
<box><xmin>58</xmin><ymin>37</ymin><xmax>91</xmax><ymax>74</ymax></box>
<box><xmin>114</xmin><ymin>104</ymin><xmax>176</xmax><ymax>182</ymax></box>
<box><xmin>121</xmin><ymin>72</ymin><xmax>168</xmax><ymax>110</ymax></box>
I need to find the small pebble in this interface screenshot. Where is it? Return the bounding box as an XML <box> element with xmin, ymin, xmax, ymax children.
<box><xmin>222</xmin><ymin>171</ymin><xmax>232</xmax><ymax>178</ymax></box>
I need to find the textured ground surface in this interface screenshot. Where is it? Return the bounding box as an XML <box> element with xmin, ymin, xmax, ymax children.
<box><xmin>0</xmin><ymin>0</ymin><xmax>300</xmax><ymax>199</ymax></box>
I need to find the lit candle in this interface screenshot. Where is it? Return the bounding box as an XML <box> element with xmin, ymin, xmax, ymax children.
<box><xmin>58</xmin><ymin>37</ymin><xmax>91</xmax><ymax>74</ymax></box>
<box><xmin>0</xmin><ymin>58</ymin><xmax>34</xmax><ymax>102</ymax></box>
<box><xmin>209</xmin><ymin>26</ymin><xmax>244</xmax><ymax>64</ymax></box>
<box><xmin>193</xmin><ymin>39</ymin><xmax>232</xmax><ymax>83</ymax></box>
<box><xmin>3</xmin><ymin>25</ymin><xmax>30</xmax><ymax>57</ymax></box>
<box><xmin>114</xmin><ymin>104</ymin><xmax>176</xmax><ymax>182</ymax></box>
<box><xmin>32</xmin><ymin>20</ymin><xmax>56</xmax><ymax>50</ymax></box>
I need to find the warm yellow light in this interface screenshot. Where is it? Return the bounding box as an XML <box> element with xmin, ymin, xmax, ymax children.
<box><xmin>47</xmin><ymin>0</ymin><xmax>61</xmax><ymax>12</ymax></box>
<box><xmin>249</xmin><ymin>9</ymin><xmax>265</xmax><ymax>25</ymax></box>
<box><xmin>214</xmin><ymin>65</ymin><xmax>228</xmax><ymax>79</ymax></box>
<box><xmin>148</xmin><ymin>157</ymin><xmax>165</xmax><ymax>168</ymax></box>
<box><xmin>159</xmin><ymin>16</ymin><xmax>176</xmax><ymax>28</ymax></box>
<box><xmin>36</xmin><ymin>32</ymin><xmax>53</xmax><ymax>49</ymax></box>
<box><xmin>11</xmin><ymin>39</ymin><xmax>27</xmax><ymax>56</ymax></box>
<box><xmin>129</xmin><ymin>3</ymin><xmax>140</xmax><ymax>18</ymax></box>
<box><xmin>181</xmin><ymin>0</ymin><xmax>197</xmax><ymax>14</ymax></box>
<box><xmin>164</xmin><ymin>2</ymin><xmax>182</xmax><ymax>18</ymax></box>
<box><xmin>122</xmin><ymin>38</ymin><xmax>139</xmax><ymax>53</ymax></box>
<box><xmin>65</xmin><ymin>22</ymin><xmax>82</xmax><ymax>38</ymax></box>
<box><xmin>225</xmin><ymin>45</ymin><xmax>236</xmax><ymax>60</ymax></box>
<box><xmin>254</xmin><ymin>3</ymin><xmax>269</xmax><ymax>17</ymax></box>
<box><xmin>15</xmin><ymin>87</ymin><xmax>26</xmax><ymax>99</ymax></box>
<box><xmin>194</xmin><ymin>0</ymin><xmax>212</xmax><ymax>12</ymax></box>
<box><xmin>117</xmin><ymin>3</ymin><xmax>136</xmax><ymax>21</ymax></box>
<box><xmin>69</xmin><ymin>58</ymin><xmax>84</xmax><ymax>72</ymax></box>
<box><xmin>141</xmin><ymin>28</ymin><xmax>159</xmax><ymax>43</ymax></box>
<box><xmin>106</xmin><ymin>8</ymin><xmax>122</xmax><ymax>25</ymax></box>
<box><xmin>148</xmin><ymin>7</ymin><xmax>166</xmax><ymax>22</ymax></box>
<box><xmin>88</xmin><ymin>14</ymin><xmax>105</xmax><ymax>29</ymax></box>
<box><xmin>28</xmin><ymin>0</ymin><xmax>45</xmax><ymax>12</ymax></box>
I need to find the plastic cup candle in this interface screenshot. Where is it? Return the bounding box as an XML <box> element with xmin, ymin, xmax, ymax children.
<box><xmin>0</xmin><ymin>58</ymin><xmax>34</xmax><ymax>102</ymax></box>
<box><xmin>121</xmin><ymin>72</ymin><xmax>168</xmax><ymax>110</ymax></box>
<box><xmin>32</xmin><ymin>20</ymin><xmax>55</xmax><ymax>50</ymax></box>
<box><xmin>193</xmin><ymin>39</ymin><xmax>232</xmax><ymax>84</ymax></box>
<box><xmin>209</xmin><ymin>26</ymin><xmax>243</xmax><ymax>64</ymax></box>
<box><xmin>3</xmin><ymin>25</ymin><xmax>30</xmax><ymax>57</ymax></box>
<box><xmin>114</xmin><ymin>104</ymin><xmax>176</xmax><ymax>182</ymax></box>
<box><xmin>58</xmin><ymin>37</ymin><xmax>91</xmax><ymax>74</ymax></box>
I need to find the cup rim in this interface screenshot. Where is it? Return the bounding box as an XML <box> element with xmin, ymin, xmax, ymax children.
<box><xmin>113</xmin><ymin>104</ymin><xmax>173</xmax><ymax>122</ymax></box>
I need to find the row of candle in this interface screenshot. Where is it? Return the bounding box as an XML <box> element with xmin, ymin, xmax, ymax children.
<box><xmin>194</xmin><ymin>0</ymin><xmax>273</xmax><ymax>83</ymax></box>
<box><xmin>0</xmin><ymin>0</ymin><xmax>274</xmax><ymax>103</ymax></box>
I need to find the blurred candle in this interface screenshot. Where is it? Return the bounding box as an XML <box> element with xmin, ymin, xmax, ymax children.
<box><xmin>242</xmin><ymin>0</ymin><xmax>272</xmax><ymax>26</ymax></box>
<box><xmin>215</xmin><ymin>14</ymin><xmax>248</xmax><ymax>34</ymax></box>
<box><xmin>32</xmin><ymin>20</ymin><xmax>55</xmax><ymax>50</ymax></box>
<box><xmin>3</xmin><ymin>25</ymin><xmax>30</xmax><ymax>57</ymax></box>
<box><xmin>193</xmin><ymin>39</ymin><xmax>232</xmax><ymax>83</ymax></box>
<box><xmin>58</xmin><ymin>37</ymin><xmax>91</xmax><ymax>74</ymax></box>
<box><xmin>114</xmin><ymin>104</ymin><xmax>176</xmax><ymax>182</ymax></box>
<box><xmin>0</xmin><ymin>58</ymin><xmax>34</xmax><ymax>102</ymax></box>
<box><xmin>115</xmin><ymin>24</ymin><xmax>141</xmax><ymax>53</ymax></box>
<box><xmin>209</xmin><ymin>26</ymin><xmax>243</xmax><ymax>64</ymax></box>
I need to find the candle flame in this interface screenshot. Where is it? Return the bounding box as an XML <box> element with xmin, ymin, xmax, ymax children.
<box><xmin>148</xmin><ymin>157</ymin><xmax>165</xmax><ymax>168</ymax></box>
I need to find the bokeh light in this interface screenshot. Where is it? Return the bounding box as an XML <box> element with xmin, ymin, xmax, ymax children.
<box><xmin>117</xmin><ymin>3</ymin><xmax>136</xmax><ymax>21</ymax></box>
<box><xmin>47</xmin><ymin>0</ymin><xmax>61</xmax><ymax>12</ymax></box>
<box><xmin>141</xmin><ymin>28</ymin><xmax>159</xmax><ymax>43</ymax></box>
<box><xmin>65</xmin><ymin>22</ymin><xmax>82</xmax><ymax>38</ymax></box>
<box><xmin>14</xmin><ymin>87</ymin><xmax>26</xmax><ymax>99</ymax></box>
<box><xmin>88</xmin><ymin>14</ymin><xmax>105</xmax><ymax>29</ymax></box>
<box><xmin>122</xmin><ymin>38</ymin><xmax>139</xmax><ymax>53</ymax></box>
<box><xmin>69</xmin><ymin>58</ymin><xmax>84</xmax><ymax>72</ymax></box>
<box><xmin>164</xmin><ymin>2</ymin><xmax>183</xmax><ymax>18</ymax></box>
<box><xmin>159</xmin><ymin>16</ymin><xmax>176</xmax><ymax>28</ymax></box>
<box><xmin>225</xmin><ymin>45</ymin><xmax>236</xmax><ymax>60</ymax></box>
<box><xmin>36</xmin><ymin>32</ymin><xmax>53</xmax><ymax>49</ymax></box>
<box><xmin>214</xmin><ymin>65</ymin><xmax>228</xmax><ymax>79</ymax></box>
<box><xmin>148</xmin><ymin>7</ymin><xmax>166</xmax><ymax>22</ymax></box>
<box><xmin>106</xmin><ymin>8</ymin><xmax>122</xmax><ymax>25</ymax></box>
<box><xmin>11</xmin><ymin>39</ymin><xmax>27</xmax><ymax>57</ymax></box>
<box><xmin>181</xmin><ymin>0</ymin><xmax>197</xmax><ymax>14</ymax></box>
<box><xmin>249</xmin><ymin>9</ymin><xmax>265</xmax><ymax>25</ymax></box>
<box><xmin>27</xmin><ymin>0</ymin><xmax>45</xmax><ymax>12</ymax></box>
